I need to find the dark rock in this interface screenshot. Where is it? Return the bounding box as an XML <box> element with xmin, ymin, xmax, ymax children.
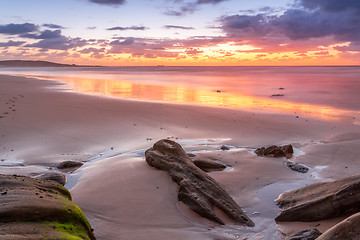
<box><xmin>316</xmin><ymin>212</ymin><xmax>360</xmax><ymax>240</ymax></box>
<box><xmin>193</xmin><ymin>158</ymin><xmax>227</xmax><ymax>172</ymax></box>
<box><xmin>145</xmin><ymin>139</ymin><xmax>254</xmax><ymax>226</ymax></box>
<box><xmin>271</xmin><ymin>94</ymin><xmax>284</xmax><ymax>97</ymax></box>
<box><xmin>56</xmin><ymin>160</ymin><xmax>83</xmax><ymax>169</ymax></box>
<box><xmin>279</xmin><ymin>87</ymin><xmax>285</xmax><ymax>90</ymax></box>
<box><xmin>220</xmin><ymin>145</ymin><xmax>230</xmax><ymax>150</ymax></box>
<box><xmin>286</xmin><ymin>229</ymin><xmax>322</xmax><ymax>240</ymax></box>
<box><xmin>37</xmin><ymin>172</ymin><xmax>66</xmax><ymax>185</ymax></box>
<box><xmin>255</xmin><ymin>145</ymin><xmax>293</xmax><ymax>158</ymax></box>
<box><xmin>275</xmin><ymin>174</ymin><xmax>360</xmax><ymax>222</ymax></box>
<box><xmin>187</xmin><ymin>153</ymin><xmax>196</xmax><ymax>158</ymax></box>
<box><xmin>0</xmin><ymin>174</ymin><xmax>95</xmax><ymax>239</ymax></box>
<box><xmin>286</xmin><ymin>161</ymin><xmax>309</xmax><ymax>173</ymax></box>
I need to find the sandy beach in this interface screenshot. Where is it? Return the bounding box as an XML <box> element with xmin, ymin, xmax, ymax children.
<box><xmin>1</xmin><ymin>74</ymin><xmax>360</xmax><ymax>239</ymax></box>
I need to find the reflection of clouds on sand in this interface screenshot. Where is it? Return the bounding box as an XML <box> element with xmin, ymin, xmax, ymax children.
<box><xmin>18</xmin><ymin>74</ymin><xmax>360</xmax><ymax>124</ymax></box>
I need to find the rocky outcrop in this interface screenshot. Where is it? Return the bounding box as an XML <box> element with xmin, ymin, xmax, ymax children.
<box><xmin>145</xmin><ymin>139</ymin><xmax>254</xmax><ymax>226</ymax></box>
<box><xmin>0</xmin><ymin>174</ymin><xmax>95</xmax><ymax>240</ymax></box>
<box><xmin>192</xmin><ymin>158</ymin><xmax>227</xmax><ymax>172</ymax></box>
<box><xmin>316</xmin><ymin>212</ymin><xmax>360</xmax><ymax>240</ymax></box>
<box><xmin>275</xmin><ymin>174</ymin><xmax>360</xmax><ymax>222</ymax></box>
<box><xmin>286</xmin><ymin>229</ymin><xmax>322</xmax><ymax>240</ymax></box>
<box><xmin>255</xmin><ymin>145</ymin><xmax>293</xmax><ymax>158</ymax></box>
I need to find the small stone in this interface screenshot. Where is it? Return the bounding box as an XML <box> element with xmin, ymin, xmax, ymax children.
<box><xmin>286</xmin><ymin>161</ymin><xmax>309</xmax><ymax>173</ymax></box>
<box><xmin>37</xmin><ymin>172</ymin><xmax>66</xmax><ymax>186</ymax></box>
<box><xmin>56</xmin><ymin>161</ymin><xmax>83</xmax><ymax>170</ymax></box>
<box><xmin>220</xmin><ymin>145</ymin><xmax>229</xmax><ymax>151</ymax></box>
<box><xmin>1</xmin><ymin>191</ymin><xmax>7</xmax><ymax>195</ymax></box>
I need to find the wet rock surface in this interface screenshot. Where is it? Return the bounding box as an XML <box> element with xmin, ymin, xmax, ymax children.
<box><xmin>56</xmin><ymin>160</ymin><xmax>83</xmax><ymax>169</ymax></box>
<box><xmin>145</xmin><ymin>139</ymin><xmax>254</xmax><ymax>226</ymax></box>
<box><xmin>192</xmin><ymin>158</ymin><xmax>227</xmax><ymax>172</ymax></box>
<box><xmin>316</xmin><ymin>212</ymin><xmax>360</xmax><ymax>240</ymax></box>
<box><xmin>286</xmin><ymin>229</ymin><xmax>322</xmax><ymax>240</ymax></box>
<box><xmin>36</xmin><ymin>172</ymin><xmax>66</xmax><ymax>185</ymax></box>
<box><xmin>275</xmin><ymin>174</ymin><xmax>360</xmax><ymax>222</ymax></box>
<box><xmin>285</xmin><ymin>161</ymin><xmax>309</xmax><ymax>173</ymax></box>
<box><xmin>0</xmin><ymin>174</ymin><xmax>95</xmax><ymax>240</ymax></box>
<box><xmin>255</xmin><ymin>145</ymin><xmax>293</xmax><ymax>158</ymax></box>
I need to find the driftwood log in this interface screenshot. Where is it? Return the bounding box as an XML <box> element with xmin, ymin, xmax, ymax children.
<box><xmin>275</xmin><ymin>174</ymin><xmax>360</xmax><ymax>222</ymax></box>
<box><xmin>145</xmin><ymin>139</ymin><xmax>254</xmax><ymax>226</ymax></box>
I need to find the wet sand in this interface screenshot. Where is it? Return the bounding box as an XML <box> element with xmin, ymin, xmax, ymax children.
<box><xmin>1</xmin><ymin>74</ymin><xmax>359</xmax><ymax>239</ymax></box>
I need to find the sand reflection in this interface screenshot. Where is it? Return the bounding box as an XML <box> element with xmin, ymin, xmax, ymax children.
<box><xmin>40</xmin><ymin>75</ymin><xmax>358</xmax><ymax>123</ymax></box>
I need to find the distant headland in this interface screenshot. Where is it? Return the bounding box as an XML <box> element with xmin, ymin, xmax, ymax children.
<box><xmin>0</xmin><ymin>60</ymin><xmax>101</xmax><ymax>67</ymax></box>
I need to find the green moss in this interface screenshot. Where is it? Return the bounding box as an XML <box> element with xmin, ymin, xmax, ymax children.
<box><xmin>45</xmin><ymin>221</ymin><xmax>91</xmax><ymax>240</ymax></box>
<box><xmin>62</xmin><ymin>199</ymin><xmax>92</xmax><ymax>233</ymax></box>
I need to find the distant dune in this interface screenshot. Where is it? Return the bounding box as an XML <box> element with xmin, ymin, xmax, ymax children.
<box><xmin>0</xmin><ymin>60</ymin><xmax>101</xmax><ymax>67</ymax></box>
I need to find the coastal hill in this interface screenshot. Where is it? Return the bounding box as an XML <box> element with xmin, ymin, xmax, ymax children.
<box><xmin>0</xmin><ymin>60</ymin><xmax>100</xmax><ymax>67</ymax></box>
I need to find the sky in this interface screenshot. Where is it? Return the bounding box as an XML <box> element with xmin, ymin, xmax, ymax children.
<box><xmin>0</xmin><ymin>0</ymin><xmax>359</xmax><ymax>66</ymax></box>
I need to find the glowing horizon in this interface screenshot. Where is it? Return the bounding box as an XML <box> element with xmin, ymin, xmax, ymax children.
<box><xmin>1</xmin><ymin>0</ymin><xmax>359</xmax><ymax>66</ymax></box>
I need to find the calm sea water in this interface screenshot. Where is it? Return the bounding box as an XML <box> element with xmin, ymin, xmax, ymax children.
<box><xmin>1</xmin><ymin>66</ymin><xmax>359</xmax><ymax>123</ymax></box>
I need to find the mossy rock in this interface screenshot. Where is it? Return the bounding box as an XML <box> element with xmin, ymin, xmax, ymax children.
<box><xmin>0</xmin><ymin>174</ymin><xmax>95</xmax><ymax>240</ymax></box>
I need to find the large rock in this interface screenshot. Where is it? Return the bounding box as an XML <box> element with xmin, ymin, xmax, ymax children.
<box><xmin>255</xmin><ymin>145</ymin><xmax>293</xmax><ymax>158</ymax></box>
<box><xmin>145</xmin><ymin>139</ymin><xmax>254</xmax><ymax>226</ymax></box>
<box><xmin>316</xmin><ymin>212</ymin><xmax>360</xmax><ymax>240</ymax></box>
<box><xmin>0</xmin><ymin>174</ymin><xmax>95</xmax><ymax>240</ymax></box>
<box><xmin>275</xmin><ymin>174</ymin><xmax>360</xmax><ymax>222</ymax></box>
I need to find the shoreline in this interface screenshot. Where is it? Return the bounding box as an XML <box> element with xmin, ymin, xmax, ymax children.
<box><xmin>1</xmin><ymin>74</ymin><xmax>359</xmax><ymax>239</ymax></box>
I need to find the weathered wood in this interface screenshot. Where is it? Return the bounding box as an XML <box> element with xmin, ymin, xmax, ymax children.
<box><xmin>275</xmin><ymin>175</ymin><xmax>360</xmax><ymax>222</ymax></box>
<box><xmin>145</xmin><ymin>139</ymin><xmax>254</xmax><ymax>226</ymax></box>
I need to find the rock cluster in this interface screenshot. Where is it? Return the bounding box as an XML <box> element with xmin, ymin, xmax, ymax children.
<box><xmin>255</xmin><ymin>144</ymin><xmax>293</xmax><ymax>158</ymax></box>
<box><xmin>145</xmin><ymin>139</ymin><xmax>254</xmax><ymax>226</ymax></box>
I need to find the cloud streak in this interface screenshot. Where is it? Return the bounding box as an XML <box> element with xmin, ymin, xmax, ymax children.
<box><xmin>88</xmin><ymin>0</ymin><xmax>126</xmax><ymax>6</ymax></box>
<box><xmin>164</xmin><ymin>25</ymin><xmax>194</xmax><ymax>30</ymax></box>
<box><xmin>107</xmin><ymin>26</ymin><xmax>148</xmax><ymax>31</ymax></box>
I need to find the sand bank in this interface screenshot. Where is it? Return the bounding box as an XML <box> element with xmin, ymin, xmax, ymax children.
<box><xmin>0</xmin><ymin>74</ymin><xmax>359</xmax><ymax>239</ymax></box>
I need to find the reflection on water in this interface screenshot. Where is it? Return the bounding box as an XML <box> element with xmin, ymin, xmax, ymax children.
<box><xmin>36</xmin><ymin>74</ymin><xmax>360</xmax><ymax>123</ymax></box>
<box><xmin>1</xmin><ymin>66</ymin><xmax>359</xmax><ymax>123</ymax></box>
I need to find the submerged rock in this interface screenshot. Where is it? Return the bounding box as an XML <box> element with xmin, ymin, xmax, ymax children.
<box><xmin>37</xmin><ymin>172</ymin><xmax>66</xmax><ymax>185</ymax></box>
<box><xmin>285</xmin><ymin>161</ymin><xmax>309</xmax><ymax>173</ymax></box>
<box><xmin>0</xmin><ymin>174</ymin><xmax>95</xmax><ymax>239</ymax></box>
<box><xmin>255</xmin><ymin>145</ymin><xmax>293</xmax><ymax>158</ymax></box>
<box><xmin>316</xmin><ymin>212</ymin><xmax>360</xmax><ymax>240</ymax></box>
<box><xmin>286</xmin><ymin>229</ymin><xmax>322</xmax><ymax>240</ymax></box>
<box><xmin>192</xmin><ymin>158</ymin><xmax>227</xmax><ymax>172</ymax></box>
<box><xmin>275</xmin><ymin>174</ymin><xmax>360</xmax><ymax>222</ymax></box>
<box><xmin>145</xmin><ymin>139</ymin><xmax>254</xmax><ymax>226</ymax></box>
<box><xmin>56</xmin><ymin>160</ymin><xmax>83</xmax><ymax>169</ymax></box>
